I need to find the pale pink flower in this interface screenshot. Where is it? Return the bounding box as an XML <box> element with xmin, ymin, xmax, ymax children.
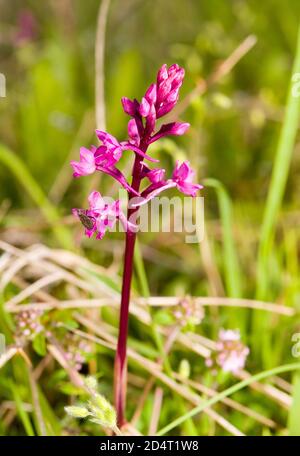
<box><xmin>73</xmin><ymin>191</ymin><xmax>120</xmax><ymax>240</ymax></box>
<box><xmin>173</xmin><ymin>297</ymin><xmax>204</xmax><ymax>326</ymax></box>
<box><xmin>73</xmin><ymin>191</ymin><xmax>136</xmax><ymax>239</ymax></box>
<box><xmin>70</xmin><ymin>147</ymin><xmax>96</xmax><ymax>177</ymax></box>
<box><xmin>172</xmin><ymin>161</ymin><xmax>203</xmax><ymax>197</ymax></box>
<box><xmin>93</xmin><ymin>131</ymin><xmax>123</xmax><ymax>167</ymax></box>
<box><xmin>15</xmin><ymin>310</ymin><xmax>44</xmax><ymax>343</ymax></box>
<box><xmin>209</xmin><ymin>329</ymin><xmax>250</xmax><ymax>374</ymax></box>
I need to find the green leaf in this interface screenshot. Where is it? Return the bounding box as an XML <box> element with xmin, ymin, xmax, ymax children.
<box><xmin>288</xmin><ymin>373</ymin><xmax>300</xmax><ymax>435</ymax></box>
<box><xmin>157</xmin><ymin>362</ymin><xmax>300</xmax><ymax>435</ymax></box>
<box><xmin>10</xmin><ymin>382</ymin><xmax>35</xmax><ymax>436</ymax></box>
<box><xmin>257</xmin><ymin>24</ymin><xmax>300</xmax><ymax>299</ymax></box>
<box><xmin>59</xmin><ymin>382</ymin><xmax>86</xmax><ymax>396</ymax></box>
<box><xmin>203</xmin><ymin>178</ymin><xmax>242</xmax><ymax>298</ymax></box>
<box><xmin>32</xmin><ymin>333</ymin><xmax>47</xmax><ymax>356</ymax></box>
<box><xmin>63</xmin><ymin>319</ymin><xmax>79</xmax><ymax>330</ymax></box>
<box><xmin>153</xmin><ymin>309</ymin><xmax>176</xmax><ymax>326</ymax></box>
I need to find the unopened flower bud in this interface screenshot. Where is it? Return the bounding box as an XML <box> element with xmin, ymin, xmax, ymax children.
<box><xmin>179</xmin><ymin>359</ymin><xmax>191</xmax><ymax>379</ymax></box>
<box><xmin>65</xmin><ymin>405</ymin><xmax>90</xmax><ymax>418</ymax></box>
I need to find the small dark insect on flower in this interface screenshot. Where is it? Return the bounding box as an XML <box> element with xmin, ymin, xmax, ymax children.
<box><xmin>76</xmin><ymin>210</ymin><xmax>96</xmax><ymax>230</ymax></box>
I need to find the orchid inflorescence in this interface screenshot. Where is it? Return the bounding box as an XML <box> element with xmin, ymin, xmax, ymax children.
<box><xmin>71</xmin><ymin>63</ymin><xmax>203</xmax><ymax>427</ymax></box>
<box><xmin>71</xmin><ymin>63</ymin><xmax>203</xmax><ymax>240</ymax></box>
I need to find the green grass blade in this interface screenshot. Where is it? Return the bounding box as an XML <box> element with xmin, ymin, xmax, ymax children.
<box><xmin>157</xmin><ymin>362</ymin><xmax>300</xmax><ymax>435</ymax></box>
<box><xmin>134</xmin><ymin>239</ymin><xmax>150</xmax><ymax>298</ymax></box>
<box><xmin>288</xmin><ymin>373</ymin><xmax>300</xmax><ymax>435</ymax></box>
<box><xmin>204</xmin><ymin>178</ymin><xmax>242</xmax><ymax>298</ymax></box>
<box><xmin>256</xmin><ymin>25</ymin><xmax>300</xmax><ymax>299</ymax></box>
<box><xmin>10</xmin><ymin>383</ymin><xmax>35</xmax><ymax>436</ymax></box>
<box><xmin>37</xmin><ymin>388</ymin><xmax>62</xmax><ymax>436</ymax></box>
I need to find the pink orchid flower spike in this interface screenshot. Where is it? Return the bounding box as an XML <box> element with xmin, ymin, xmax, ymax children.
<box><xmin>71</xmin><ymin>63</ymin><xmax>203</xmax><ymax>427</ymax></box>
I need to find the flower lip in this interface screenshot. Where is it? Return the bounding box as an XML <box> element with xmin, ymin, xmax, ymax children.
<box><xmin>146</xmin><ymin>167</ymin><xmax>166</xmax><ymax>184</ymax></box>
<box><xmin>171</xmin><ymin>160</ymin><xmax>203</xmax><ymax>196</ymax></box>
<box><xmin>72</xmin><ymin>191</ymin><xmax>121</xmax><ymax>240</ymax></box>
<box><xmin>72</xmin><ymin>191</ymin><xmax>138</xmax><ymax>239</ymax></box>
<box><xmin>70</xmin><ymin>146</ymin><xmax>96</xmax><ymax>177</ymax></box>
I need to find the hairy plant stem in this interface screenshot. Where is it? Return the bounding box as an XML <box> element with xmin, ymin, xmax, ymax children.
<box><xmin>114</xmin><ymin>143</ymin><xmax>146</xmax><ymax>427</ymax></box>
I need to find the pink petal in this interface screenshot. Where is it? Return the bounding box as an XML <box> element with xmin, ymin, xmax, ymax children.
<box><xmin>157</xmin><ymin>64</ymin><xmax>168</xmax><ymax>84</ymax></box>
<box><xmin>79</xmin><ymin>147</ymin><xmax>94</xmax><ymax>163</ymax></box>
<box><xmin>149</xmin><ymin>122</ymin><xmax>190</xmax><ymax>144</ymax></box>
<box><xmin>95</xmin><ymin>130</ymin><xmax>119</xmax><ymax>147</ymax></box>
<box><xmin>70</xmin><ymin>160</ymin><xmax>95</xmax><ymax>177</ymax></box>
<box><xmin>121</xmin><ymin>97</ymin><xmax>137</xmax><ymax>116</ymax></box>
<box><xmin>122</xmin><ymin>142</ymin><xmax>159</xmax><ymax>163</ymax></box>
<box><xmin>176</xmin><ymin>182</ymin><xmax>203</xmax><ymax>197</ymax></box>
<box><xmin>145</xmin><ymin>83</ymin><xmax>157</xmax><ymax>104</ymax></box>
<box><xmin>147</xmin><ymin>168</ymin><xmax>166</xmax><ymax>184</ymax></box>
<box><xmin>127</xmin><ymin>119</ymin><xmax>140</xmax><ymax>145</ymax></box>
<box><xmin>139</xmin><ymin>97</ymin><xmax>150</xmax><ymax>117</ymax></box>
<box><xmin>168</xmin><ymin>63</ymin><xmax>180</xmax><ymax>76</ymax></box>
<box><xmin>145</xmin><ymin>104</ymin><xmax>156</xmax><ymax>136</ymax></box>
<box><xmin>156</xmin><ymin>100</ymin><xmax>177</xmax><ymax>118</ymax></box>
<box><xmin>173</xmin><ymin>161</ymin><xmax>190</xmax><ymax>181</ymax></box>
<box><xmin>88</xmin><ymin>191</ymin><xmax>105</xmax><ymax>211</ymax></box>
<box><xmin>157</xmin><ymin>79</ymin><xmax>172</xmax><ymax>102</ymax></box>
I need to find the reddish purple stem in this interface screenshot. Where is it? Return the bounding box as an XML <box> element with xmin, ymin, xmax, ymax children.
<box><xmin>113</xmin><ymin>146</ymin><xmax>146</xmax><ymax>426</ymax></box>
